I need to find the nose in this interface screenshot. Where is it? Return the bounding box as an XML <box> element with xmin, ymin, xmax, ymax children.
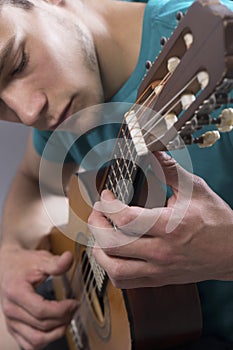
<box><xmin>1</xmin><ymin>82</ymin><xmax>47</xmax><ymax>126</ymax></box>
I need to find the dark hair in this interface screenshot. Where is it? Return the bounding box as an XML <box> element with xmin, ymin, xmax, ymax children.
<box><xmin>0</xmin><ymin>0</ymin><xmax>34</xmax><ymax>10</ymax></box>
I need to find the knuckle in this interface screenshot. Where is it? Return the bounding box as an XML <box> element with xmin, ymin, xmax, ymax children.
<box><xmin>37</xmin><ymin>320</ymin><xmax>51</xmax><ymax>332</ymax></box>
<box><xmin>34</xmin><ymin>305</ymin><xmax>46</xmax><ymax>320</ymax></box>
<box><xmin>1</xmin><ymin>300</ymin><xmax>13</xmax><ymax>317</ymax></box>
<box><xmin>3</xmin><ymin>285</ymin><xmax>15</xmax><ymax>301</ymax></box>
<box><xmin>193</xmin><ymin>174</ymin><xmax>207</xmax><ymax>191</ymax></box>
<box><xmin>107</xmin><ymin>261</ymin><xmax>125</xmax><ymax>281</ymax></box>
<box><xmin>149</xmin><ymin>244</ymin><xmax>173</xmax><ymax>265</ymax></box>
<box><xmin>104</xmin><ymin>245</ymin><xmax>119</xmax><ymax>256</ymax></box>
<box><xmin>117</xmin><ymin>208</ymin><xmax>134</xmax><ymax>228</ymax></box>
<box><xmin>30</xmin><ymin>332</ymin><xmax>45</xmax><ymax>349</ymax></box>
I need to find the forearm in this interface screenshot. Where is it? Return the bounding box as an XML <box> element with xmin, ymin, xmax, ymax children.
<box><xmin>0</xmin><ymin>168</ymin><xmax>55</xmax><ymax>250</ymax></box>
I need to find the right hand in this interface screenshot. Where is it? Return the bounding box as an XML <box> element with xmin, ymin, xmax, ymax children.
<box><xmin>0</xmin><ymin>246</ymin><xmax>78</xmax><ymax>350</ymax></box>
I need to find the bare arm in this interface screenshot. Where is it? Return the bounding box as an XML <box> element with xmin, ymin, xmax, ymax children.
<box><xmin>1</xmin><ymin>130</ymin><xmax>78</xmax><ymax>249</ymax></box>
<box><xmin>0</xmin><ymin>130</ymin><xmax>79</xmax><ymax>350</ymax></box>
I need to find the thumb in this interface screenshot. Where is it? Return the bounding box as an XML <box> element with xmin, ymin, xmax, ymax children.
<box><xmin>153</xmin><ymin>151</ymin><xmax>194</xmax><ymax>195</ymax></box>
<box><xmin>153</xmin><ymin>151</ymin><xmax>195</xmax><ymax>233</ymax></box>
<box><xmin>39</xmin><ymin>250</ymin><xmax>74</xmax><ymax>277</ymax></box>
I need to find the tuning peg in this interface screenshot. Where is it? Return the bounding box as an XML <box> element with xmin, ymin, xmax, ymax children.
<box><xmin>196</xmin><ymin>130</ymin><xmax>220</xmax><ymax>148</ymax></box>
<box><xmin>181</xmin><ymin>93</ymin><xmax>196</xmax><ymax>110</ymax></box>
<box><xmin>184</xmin><ymin>33</ymin><xmax>193</xmax><ymax>49</ymax></box>
<box><xmin>216</xmin><ymin>108</ymin><xmax>233</xmax><ymax>132</ymax></box>
<box><xmin>165</xmin><ymin>112</ymin><xmax>178</xmax><ymax>129</ymax></box>
<box><xmin>167</xmin><ymin>57</ymin><xmax>180</xmax><ymax>73</ymax></box>
<box><xmin>197</xmin><ymin>71</ymin><xmax>209</xmax><ymax>89</ymax></box>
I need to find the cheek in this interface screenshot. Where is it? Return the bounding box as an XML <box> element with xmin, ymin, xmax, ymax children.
<box><xmin>29</xmin><ymin>47</ymin><xmax>70</xmax><ymax>88</ymax></box>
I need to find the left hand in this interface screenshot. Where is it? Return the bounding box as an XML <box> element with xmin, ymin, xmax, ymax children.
<box><xmin>88</xmin><ymin>151</ymin><xmax>233</xmax><ymax>289</ymax></box>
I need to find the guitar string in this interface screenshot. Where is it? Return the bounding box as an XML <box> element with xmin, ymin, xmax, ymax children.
<box><xmin>67</xmin><ymin>133</ymin><xmax>140</xmax><ymax>310</ymax></box>
<box><xmin>68</xmin><ymin>72</ymin><xmax>201</xmax><ymax>324</ymax></box>
<box><xmin>68</xmin><ymin>76</ymin><xmax>188</xmax><ymax>309</ymax></box>
<box><xmin>106</xmin><ymin>73</ymin><xmax>198</xmax><ymax>200</ymax></box>
<box><xmin>104</xmin><ymin>72</ymin><xmax>199</xmax><ymax>217</ymax></box>
<box><xmin>108</xmin><ymin>72</ymin><xmax>199</xmax><ymax>190</ymax></box>
<box><xmin>103</xmin><ymin>72</ymin><xmax>174</xmax><ymax>198</ymax></box>
<box><xmin>66</xmin><ymin>84</ymin><xmax>160</xmax><ymax>305</ymax></box>
<box><xmin>125</xmin><ymin>73</ymin><xmax>199</xmax><ymax>146</ymax></box>
<box><xmin>75</xmin><ymin>91</ymin><xmax>164</xmax><ymax>306</ymax></box>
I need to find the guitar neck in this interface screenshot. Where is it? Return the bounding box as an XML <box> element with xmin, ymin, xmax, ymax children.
<box><xmin>100</xmin><ymin>122</ymin><xmax>149</xmax><ymax>205</ymax></box>
<box><xmin>86</xmin><ymin>122</ymin><xmax>149</xmax><ymax>297</ymax></box>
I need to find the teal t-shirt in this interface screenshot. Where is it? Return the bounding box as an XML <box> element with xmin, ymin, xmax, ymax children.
<box><xmin>33</xmin><ymin>0</ymin><xmax>233</xmax><ymax>342</ymax></box>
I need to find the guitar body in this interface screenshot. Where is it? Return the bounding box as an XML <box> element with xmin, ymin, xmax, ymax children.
<box><xmin>49</xmin><ymin>172</ymin><xmax>202</xmax><ymax>350</ymax></box>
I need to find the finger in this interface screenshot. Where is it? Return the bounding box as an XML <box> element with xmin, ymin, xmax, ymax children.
<box><xmin>37</xmin><ymin>251</ymin><xmax>74</xmax><ymax>278</ymax></box>
<box><xmin>9</xmin><ymin>330</ymin><xmax>35</xmax><ymax>350</ymax></box>
<box><xmin>93</xmin><ymin>189</ymin><xmax>127</xmax><ymax>215</ymax></box>
<box><xmin>89</xmin><ymin>207</ymin><xmax>142</xmax><ymax>248</ymax></box>
<box><xmin>9</xmin><ymin>320</ymin><xmax>67</xmax><ymax>350</ymax></box>
<box><xmin>3</xmin><ymin>297</ymin><xmax>74</xmax><ymax>331</ymax></box>
<box><xmin>93</xmin><ymin>232</ymin><xmax>175</xmax><ymax>262</ymax></box>
<box><xmin>93</xmin><ymin>245</ymin><xmax>147</xmax><ymax>276</ymax></box>
<box><xmin>93</xmin><ymin>247</ymin><xmax>170</xmax><ymax>288</ymax></box>
<box><xmin>91</xmin><ymin>201</ymin><xmax>171</xmax><ymax>241</ymax></box>
<box><xmin>93</xmin><ymin>245</ymin><xmax>184</xmax><ymax>289</ymax></box>
<box><xmin>154</xmin><ymin>151</ymin><xmax>194</xmax><ymax>195</ymax></box>
<box><xmin>95</xmin><ymin>190</ymin><xmax>170</xmax><ymax>234</ymax></box>
<box><xmin>10</xmin><ymin>283</ymin><xmax>78</xmax><ymax>320</ymax></box>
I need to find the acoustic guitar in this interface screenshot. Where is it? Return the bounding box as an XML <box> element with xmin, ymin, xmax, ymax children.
<box><xmin>43</xmin><ymin>1</ymin><xmax>233</xmax><ymax>349</ymax></box>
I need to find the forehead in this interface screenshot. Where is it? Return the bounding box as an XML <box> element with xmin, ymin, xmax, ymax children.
<box><xmin>0</xmin><ymin>3</ymin><xmax>53</xmax><ymax>46</ymax></box>
<box><xmin>0</xmin><ymin>5</ymin><xmax>29</xmax><ymax>40</ymax></box>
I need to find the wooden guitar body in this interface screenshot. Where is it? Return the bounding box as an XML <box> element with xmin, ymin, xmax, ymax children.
<box><xmin>49</xmin><ymin>172</ymin><xmax>202</xmax><ymax>350</ymax></box>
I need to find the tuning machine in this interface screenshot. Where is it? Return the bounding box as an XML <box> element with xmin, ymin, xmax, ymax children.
<box><xmin>180</xmin><ymin>108</ymin><xmax>233</xmax><ymax>148</ymax></box>
<box><xmin>182</xmin><ymin>130</ymin><xmax>220</xmax><ymax>148</ymax></box>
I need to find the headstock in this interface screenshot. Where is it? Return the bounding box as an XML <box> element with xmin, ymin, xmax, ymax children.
<box><xmin>127</xmin><ymin>0</ymin><xmax>233</xmax><ymax>153</ymax></box>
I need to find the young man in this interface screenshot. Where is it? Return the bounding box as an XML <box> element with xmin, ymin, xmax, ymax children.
<box><xmin>0</xmin><ymin>0</ymin><xmax>233</xmax><ymax>349</ymax></box>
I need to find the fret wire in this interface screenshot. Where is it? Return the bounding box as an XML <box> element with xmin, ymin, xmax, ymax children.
<box><xmin>117</xmin><ymin>140</ymin><xmax>136</xmax><ymax>175</ymax></box>
<box><xmin>103</xmin><ymin>124</ymin><xmax>140</xmax><ymax>204</ymax></box>
<box><xmin>120</xmin><ymin>127</ymin><xmax>138</xmax><ymax>175</ymax></box>
<box><xmin>109</xmin><ymin>162</ymin><xmax>130</xmax><ymax>200</ymax></box>
<box><xmin>119</xmin><ymin>130</ymin><xmax>139</xmax><ymax>197</ymax></box>
<box><xmin>115</xmin><ymin>158</ymin><xmax>130</xmax><ymax>195</ymax></box>
<box><xmin>115</xmin><ymin>157</ymin><xmax>132</xmax><ymax>202</ymax></box>
<box><xmin>107</xmin><ymin>172</ymin><xmax>116</xmax><ymax>190</ymax></box>
<box><xmin>118</xmin><ymin>140</ymin><xmax>135</xmax><ymax>182</ymax></box>
<box><xmin>120</xmin><ymin>140</ymin><xmax>136</xmax><ymax>182</ymax></box>
<box><xmin>110</xmin><ymin>163</ymin><xmax>118</xmax><ymax>181</ymax></box>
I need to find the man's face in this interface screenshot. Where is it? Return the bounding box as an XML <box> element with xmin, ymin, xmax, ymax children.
<box><xmin>0</xmin><ymin>2</ymin><xmax>104</xmax><ymax>130</ymax></box>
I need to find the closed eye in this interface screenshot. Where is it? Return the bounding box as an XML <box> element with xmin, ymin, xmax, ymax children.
<box><xmin>11</xmin><ymin>50</ymin><xmax>28</xmax><ymax>76</ymax></box>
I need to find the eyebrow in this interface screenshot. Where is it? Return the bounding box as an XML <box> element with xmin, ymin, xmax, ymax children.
<box><xmin>0</xmin><ymin>35</ymin><xmax>16</xmax><ymax>76</ymax></box>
